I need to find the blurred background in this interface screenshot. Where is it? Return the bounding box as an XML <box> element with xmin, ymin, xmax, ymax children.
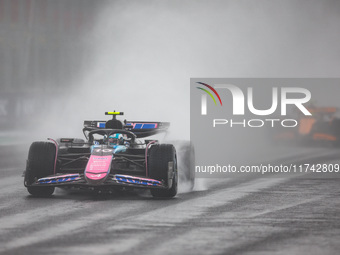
<box><xmin>1</xmin><ymin>0</ymin><xmax>340</xmax><ymax>141</ymax></box>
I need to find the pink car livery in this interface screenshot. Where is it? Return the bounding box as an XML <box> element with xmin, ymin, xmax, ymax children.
<box><xmin>24</xmin><ymin>111</ymin><xmax>195</xmax><ymax>198</ymax></box>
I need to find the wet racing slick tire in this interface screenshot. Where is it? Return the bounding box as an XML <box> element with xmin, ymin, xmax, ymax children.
<box><xmin>148</xmin><ymin>144</ymin><xmax>178</xmax><ymax>198</ymax></box>
<box><xmin>24</xmin><ymin>142</ymin><xmax>56</xmax><ymax>197</ymax></box>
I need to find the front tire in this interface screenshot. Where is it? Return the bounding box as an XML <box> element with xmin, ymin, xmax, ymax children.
<box><xmin>24</xmin><ymin>142</ymin><xmax>56</xmax><ymax>197</ymax></box>
<box><xmin>148</xmin><ymin>144</ymin><xmax>178</xmax><ymax>198</ymax></box>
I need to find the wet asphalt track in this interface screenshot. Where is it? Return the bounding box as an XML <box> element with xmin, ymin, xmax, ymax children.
<box><xmin>1</xmin><ymin>145</ymin><xmax>340</xmax><ymax>255</ymax></box>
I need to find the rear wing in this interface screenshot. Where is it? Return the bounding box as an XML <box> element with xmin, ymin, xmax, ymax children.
<box><xmin>125</xmin><ymin>121</ymin><xmax>170</xmax><ymax>138</ymax></box>
<box><xmin>83</xmin><ymin>120</ymin><xmax>170</xmax><ymax>138</ymax></box>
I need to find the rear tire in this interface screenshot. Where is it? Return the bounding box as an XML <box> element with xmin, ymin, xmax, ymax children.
<box><xmin>24</xmin><ymin>142</ymin><xmax>56</xmax><ymax>197</ymax></box>
<box><xmin>148</xmin><ymin>144</ymin><xmax>178</xmax><ymax>198</ymax></box>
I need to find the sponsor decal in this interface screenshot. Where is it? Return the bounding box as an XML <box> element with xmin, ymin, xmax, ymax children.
<box><xmin>115</xmin><ymin>175</ymin><xmax>162</xmax><ymax>186</ymax></box>
<box><xmin>37</xmin><ymin>174</ymin><xmax>80</xmax><ymax>184</ymax></box>
<box><xmin>85</xmin><ymin>155</ymin><xmax>112</xmax><ymax>181</ymax></box>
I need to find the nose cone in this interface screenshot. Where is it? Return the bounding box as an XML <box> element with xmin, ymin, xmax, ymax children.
<box><xmin>85</xmin><ymin>155</ymin><xmax>113</xmax><ymax>184</ymax></box>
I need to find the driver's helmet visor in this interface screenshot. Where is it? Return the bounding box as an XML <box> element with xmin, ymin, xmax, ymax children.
<box><xmin>108</xmin><ymin>137</ymin><xmax>119</xmax><ymax>145</ymax></box>
<box><xmin>108</xmin><ymin>134</ymin><xmax>123</xmax><ymax>145</ymax></box>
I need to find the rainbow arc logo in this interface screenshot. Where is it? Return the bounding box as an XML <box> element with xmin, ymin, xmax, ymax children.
<box><xmin>196</xmin><ymin>82</ymin><xmax>223</xmax><ymax>106</ymax></box>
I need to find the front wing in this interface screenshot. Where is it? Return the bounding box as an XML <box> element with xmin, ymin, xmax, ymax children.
<box><xmin>28</xmin><ymin>173</ymin><xmax>167</xmax><ymax>189</ymax></box>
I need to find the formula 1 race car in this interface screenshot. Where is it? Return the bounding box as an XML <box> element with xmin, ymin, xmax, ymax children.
<box><xmin>298</xmin><ymin>107</ymin><xmax>340</xmax><ymax>146</ymax></box>
<box><xmin>269</xmin><ymin>106</ymin><xmax>340</xmax><ymax>146</ymax></box>
<box><xmin>24</xmin><ymin>112</ymin><xmax>195</xmax><ymax>198</ymax></box>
